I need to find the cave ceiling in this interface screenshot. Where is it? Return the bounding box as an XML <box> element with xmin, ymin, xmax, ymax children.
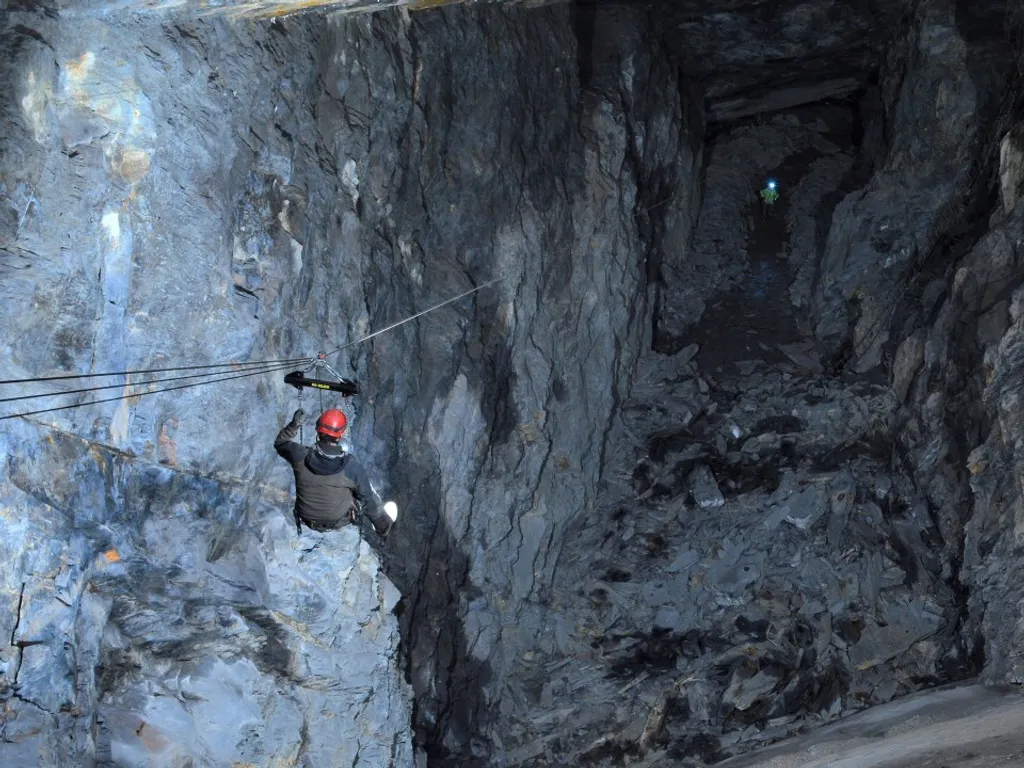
<box><xmin>656</xmin><ymin>0</ymin><xmax>913</xmax><ymax>121</ymax></box>
<box><xmin>57</xmin><ymin>0</ymin><xmax>912</xmax><ymax>122</ymax></box>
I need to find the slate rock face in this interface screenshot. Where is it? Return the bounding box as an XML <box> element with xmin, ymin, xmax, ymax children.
<box><xmin>662</xmin><ymin>0</ymin><xmax>913</xmax><ymax>122</ymax></box>
<box><xmin>4</xmin><ymin>0</ymin><xmax>1024</xmax><ymax>766</ymax></box>
<box><xmin>809</xmin><ymin>0</ymin><xmax>1022</xmax><ymax>373</ymax></box>
<box><xmin>924</xmin><ymin>196</ymin><xmax>1024</xmax><ymax>686</ymax></box>
<box><xmin>542</xmin><ymin>2</ymin><xmax>1024</xmax><ymax>763</ymax></box>
<box><xmin>654</xmin><ymin>107</ymin><xmax>857</xmax><ymax>352</ymax></box>
<box><xmin>2</xmin><ymin>1</ymin><xmax>698</xmax><ymax>765</ymax></box>
<box><xmin>1</xmin><ymin>5</ymin><xmax>419</xmax><ymax>765</ymax></box>
<box><xmin>800</xmin><ymin>0</ymin><xmax>1024</xmax><ymax>700</ymax></box>
<box><xmin>0</xmin><ymin>419</ymin><xmax>413</xmax><ymax>767</ymax></box>
<box><xmin>359</xmin><ymin>6</ymin><xmax>701</xmax><ymax>761</ymax></box>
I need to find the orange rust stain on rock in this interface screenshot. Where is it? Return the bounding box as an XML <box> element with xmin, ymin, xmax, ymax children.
<box><xmin>157</xmin><ymin>421</ymin><xmax>178</xmax><ymax>467</ymax></box>
<box><xmin>66</xmin><ymin>52</ymin><xmax>94</xmax><ymax>80</ymax></box>
<box><xmin>117</xmin><ymin>148</ymin><xmax>151</xmax><ymax>183</ymax></box>
<box><xmin>135</xmin><ymin>720</ymin><xmax>169</xmax><ymax>752</ymax></box>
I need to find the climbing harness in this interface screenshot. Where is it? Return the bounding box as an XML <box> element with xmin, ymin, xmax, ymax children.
<box><xmin>282</xmin><ymin>354</ymin><xmax>358</xmax><ymax>536</ymax></box>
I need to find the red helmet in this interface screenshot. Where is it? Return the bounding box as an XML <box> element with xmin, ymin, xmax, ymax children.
<box><xmin>315</xmin><ymin>409</ymin><xmax>347</xmax><ymax>439</ymax></box>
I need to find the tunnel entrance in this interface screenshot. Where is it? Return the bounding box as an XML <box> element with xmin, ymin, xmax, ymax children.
<box><xmin>682</xmin><ymin>101</ymin><xmax>863</xmax><ymax>377</ymax></box>
<box><xmin>688</xmin><ymin>163</ymin><xmax>808</xmax><ymax>377</ymax></box>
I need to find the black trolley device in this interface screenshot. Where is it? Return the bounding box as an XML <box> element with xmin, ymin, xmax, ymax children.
<box><xmin>284</xmin><ymin>351</ymin><xmax>360</xmax><ymax>398</ymax></box>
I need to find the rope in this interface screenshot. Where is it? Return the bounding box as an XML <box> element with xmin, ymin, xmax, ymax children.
<box><xmin>0</xmin><ymin>359</ymin><xmax>298</xmax><ymax>405</ymax></box>
<box><xmin>2</xmin><ymin>273</ymin><xmax>507</xmax><ymax>425</ymax></box>
<box><xmin>323</xmin><ymin>274</ymin><xmax>507</xmax><ymax>358</ymax></box>
<box><xmin>0</xmin><ymin>361</ymin><xmax>295</xmax><ymax>422</ymax></box>
<box><xmin>0</xmin><ymin>356</ymin><xmax>308</xmax><ymax>385</ymax></box>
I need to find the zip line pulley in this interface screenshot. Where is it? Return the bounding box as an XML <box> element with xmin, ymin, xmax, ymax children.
<box><xmin>284</xmin><ymin>352</ymin><xmax>360</xmax><ymax>397</ymax></box>
<box><xmin>285</xmin><ymin>352</ymin><xmax>359</xmax><ymax>443</ymax></box>
<box><xmin>0</xmin><ymin>274</ymin><xmax>506</xmax><ymax>425</ymax></box>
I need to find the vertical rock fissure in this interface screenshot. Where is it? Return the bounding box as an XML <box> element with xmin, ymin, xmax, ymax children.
<box><xmin>8</xmin><ymin>582</ymin><xmax>27</xmax><ymax>695</ymax></box>
<box><xmin>7</xmin><ymin>1</ymin><xmax>1024</xmax><ymax>766</ymax></box>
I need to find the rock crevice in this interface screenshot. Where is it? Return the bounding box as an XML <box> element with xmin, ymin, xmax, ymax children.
<box><xmin>3</xmin><ymin>0</ymin><xmax>1024</xmax><ymax>766</ymax></box>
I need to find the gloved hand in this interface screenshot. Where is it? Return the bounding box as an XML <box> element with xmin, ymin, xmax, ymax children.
<box><xmin>290</xmin><ymin>408</ymin><xmax>306</xmax><ymax>428</ymax></box>
<box><xmin>374</xmin><ymin>502</ymin><xmax>397</xmax><ymax>539</ymax></box>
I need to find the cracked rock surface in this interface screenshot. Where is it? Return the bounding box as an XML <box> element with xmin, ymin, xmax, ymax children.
<box><xmin>1</xmin><ymin>6</ymin><xmax>420</xmax><ymax>766</ymax></box>
<box><xmin>0</xmin><ymin>418</ymin><xmax>411</xmax><ymax>766</ymax></box>
<box><xmin>1</xmin><ymin>1</ymin><xmax>692</xmax><ymax>764</ymax></box>
<box><xmin>3</xmin><ymin>0</ymin><xmax>1024</xmax><ymax>767</ymax></box>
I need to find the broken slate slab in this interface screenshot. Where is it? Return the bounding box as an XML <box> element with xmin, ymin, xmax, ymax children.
<box><xmin>826</xmin><ymin>469</ymin><xmax>856</xmax><ymax>546</ymax></box>
<box><xmin>849</xmin><ymin>595</ymin><xmax>946</xmax><ymax>671</ymax></box>
<box><xmin>653</xmin><ymin>608</ymin><xmax>686</xmax><ymax>633</ymax></box>
<box><xmin>690</xmin><ymin>464</ymin><xmax>725</xmax><ymax>508</ymax></box>
<box><xmin>772</xmin><ymin>484</ymin><xmax>826</xmax><ymax>532</ymax></box>
<box><xmin>708</xmin><ymin>539</ymin><xmax>764</xmax><ymax>594</ymax></box>
<box><xmin>664</xmin><ymin>548</ymin><xmax>700</xmax><ymax>573</ymax></box>
<box><xmin>723</xmin><ymin>668</ymin><xmax>782</xmax><ymax>711</ymax></box>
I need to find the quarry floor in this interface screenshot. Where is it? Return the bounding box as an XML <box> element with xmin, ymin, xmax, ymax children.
<box><xmin>714</xmin><ymin>684</ymin><xmax>1024</xmax><ymax>768</ymax></box>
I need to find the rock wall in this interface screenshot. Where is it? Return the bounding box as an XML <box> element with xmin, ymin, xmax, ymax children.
<box><xmin>599</xmin><ymin>0</ymin><xmax>1024</xmax><ymax>763</ymax></box>
<box><xmin>950</xmin><ymin>198</ymin><xmax>1024</xmax><ymax>684</ymax></box>
<box><xmin>1</xmin><ymin>1</ymin><xmax>701</xmax><ymax>765</ymax></box>
<box><xmin>528</xmin><ymin>94</ymin><xmax>969</xmax><ymax>763</ymax></box>
<box><xmin>4</xmin><ymin>0</ymin><xmax>1024</xmax><ymax>765</ymax></box>
<box><xmin>810</xmin><ymin>0</ymin><xmax>1019</xmax><ymax>373</ymax></box>
<box><xmin>884</xmin><ymin>5</ymin><xmax>1024</xmax><ymax>683</ymax></box>
<box><xmin>344</xmin><ymin>5</ymin><xmax>700</xmax><ymax>761</ymax></box>
<box><xmin>655</xmin><ymin>106</ymin><xmax>857</xmax><ymax>351</ymax></box>
<box><xmin>1</xmin><ymin>420</ymin><xmax>409</xmax><ymax>766</ymax></box>
<box><xmin>0</xmin><ymin>5</ymin><xmax>418</xmax><ymax>765</ymax></box>
<box><xmin>805</xmin><ymin>0</ymin><xmax>1024</xmax><ymax>690</ymax></box>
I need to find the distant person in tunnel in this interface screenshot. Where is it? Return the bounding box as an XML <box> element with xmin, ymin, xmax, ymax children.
<box><xmin>759</xmin><ymin>179</ymin><xmax>779</xmax><ymax>217</ymax></box>
<box><xmin>275</xmin><ymin>408</ymin><xmax>398</xmax><ymax>537</ymax></box>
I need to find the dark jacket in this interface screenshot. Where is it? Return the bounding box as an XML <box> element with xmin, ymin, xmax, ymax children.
<box><xmin>274</xmin><ymin>423</ymin><xmax>391</xmax><ymax>534</ymax></box>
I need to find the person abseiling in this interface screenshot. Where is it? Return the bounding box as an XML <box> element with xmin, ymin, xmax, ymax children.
<box><xmin>275</xmin><ymin>408</ymin><xmax>397</xmax><ymax>537</ymax></box>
